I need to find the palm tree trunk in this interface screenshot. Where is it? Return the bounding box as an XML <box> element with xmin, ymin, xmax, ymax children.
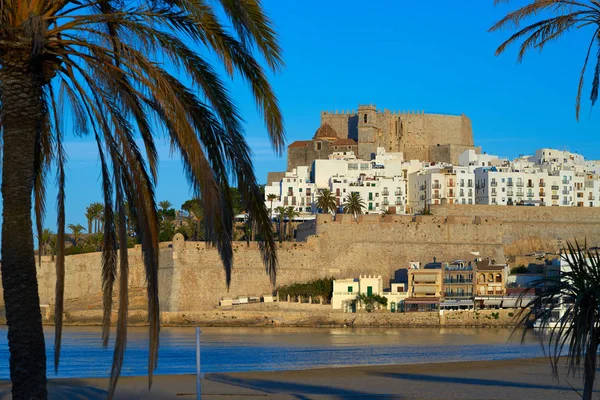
<box><xmin>87</xmin><ymin>219</ymin><xmax>92</xmax><ymax>236</ymax></box>
<box><xmin>583</xmin><ymin>330</ymin><xmax>599</xmax><ymax>400</ymax></box>
<box><xmin>0</xmin><ymin>51</ymin><xmax>48</xmax><ymax>399</ymax></box>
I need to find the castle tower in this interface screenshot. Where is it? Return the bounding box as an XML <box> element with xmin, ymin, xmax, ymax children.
<box><xmin>357</xmin><ymin>104</ymin><xmax>378</xmax><ymax>160</ymax></box>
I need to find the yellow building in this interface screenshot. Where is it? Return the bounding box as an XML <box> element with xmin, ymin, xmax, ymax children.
<box><xmin>474</xmin><ymin>259</ymin><xmax>509</xmax><ymax>309</ymax></box>
<box><xmin>406</xmin><ymin>264</ymin><xmax>442</xmax><ymax>312</ymax></box>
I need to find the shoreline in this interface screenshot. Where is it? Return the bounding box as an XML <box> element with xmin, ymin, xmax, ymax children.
<box><xmin>0</xmin><ymin>308</ymin><xmax>521</xmax><ymax>328</ymax></box>
<box><xmin>0</xmin><ymin>357</ymin><xmax>592</xmax><ymax>399</ymax></box>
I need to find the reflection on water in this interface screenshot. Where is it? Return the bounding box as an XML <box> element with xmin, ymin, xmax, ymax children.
<box><xmin>0</xmin><ymin>326</ymin><xmax>544</xmax><ymax>379</ymax></box>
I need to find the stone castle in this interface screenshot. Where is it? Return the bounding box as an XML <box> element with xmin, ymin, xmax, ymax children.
<box><xmin>286</xmin><ymin>104</ymin><xmax>478</xmax><ymax>172</ymax></box>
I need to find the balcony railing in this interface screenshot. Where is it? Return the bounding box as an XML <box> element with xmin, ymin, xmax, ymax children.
<box><xmin>527</xmin><ymin>183</ymin><xmax>534</xmax><ymax>188</ymax></box>
<box><xmin>444</xmin><ymin>279</ymin><xmax>473</xmax><ymax>284</ymax></box>
<box><xmin>395</xmin><ymin>190</ymin><xmax>402</xmax><ymax>196</ymax></box>
<box><xmin>516</xmin><ymin>182</ymin><xmax>524</xmax><ymax>187</ymax></box>
<box><xmin>467</xmin><ymin>182</ymin><xmax>474</xmax><ymax>187</ymax></box>
<box><xmin>433</xmin><ymin>193</ymin><xmax>441</xmax><ymax>199</ymax></box>
<box><xmin>395</xmin><ymin>200</ymin><xmax>403</xmax><ymax>205</ymax></box>
<box><xmin>589</xmin><ymin>196</ymin><xmax>596</xmax><ymax>201</ymax></box>
<box><xmin>433</xmin><ymin>184</ymin><xmax>441</xmax><ymax>189</ymax></box>
<box><xmin>490</xmin><ymin>182</ymin><xmax>497</xmax><ymax>187</ymax></box>
<box><xmin>460</xmin><ymin>182</ymin><xmax>465</xmax><ymax>187</ymax></box>
<box><xmin>507</xmin><ymin>182</ymin><xmax>514</xmax><ymax>187</ymax></box>
<box><xmin>552</xmin><ymin>195</ymin><xmax>560</xmax><ymax>200</ymax></box>
<box><xmin>419</xmin><ymin>185</ymin><xmax>426</xmax><ymax>190</ymax></box>
<box><xmin>539</xmin><ymin>182</ymin><xmax>546</xmax><ymax>187</ymax></box>
<box><xmin>516</xmin><ymin>192</ymin><xmax>524</xmax><ymax>197</ymax></box>
<box><xmin>382</xmin><ymin>190</ymin><xmax>389</xmax><ymax>196</ymax></box>
<box><xmin>382</xmin><ymin>200</ymin><xmax>389</xmax><ymax>206</ymax></box>
<box><xmin>507</xmin><ymin>191</ymin><xmax>514</xmax><ymax>196</ymax></box>
<box><xmin>562</xmin><ymin>180</ymin><xmax>569</xmax><ymax>184</ymax></box>
<box><xmin>539</xmin><ymin>192</ymin><xmax>545</xmax><ymax>197</ymax></box>
<box><xmin>562</xmin><ymin>201</ymin><xmax>570</xmax><ymax>205</ymax></box>
<box><xmin>448</xmin><ymin>182</ymin><xmax>455</xmax><ymax>187</ymax></box>
<box><xmin>527</xmin><ymin>192</ymin><xmax>534</xmax><ymax>197</ymax></box>
<box><xmin>551</xmin><ymin>185</ymin><xmax>560</xmax><ymax>190</ymax></box>
<box><xmin>562</xmin><ymin>190</ymin><xmax>569</xmax><ymax>195</ymax></box>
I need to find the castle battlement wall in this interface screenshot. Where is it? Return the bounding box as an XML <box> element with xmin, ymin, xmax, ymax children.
<box><xmin>4</xmin><ymin>206</ymin><xmax>600</xmax><ymax>312</ymax></box>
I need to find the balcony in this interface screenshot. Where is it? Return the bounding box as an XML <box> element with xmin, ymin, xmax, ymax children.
<box><xmin>552</xmin><ymin>195</ymin><xmax>560</xmax><ymax>200</ymax></box>
<box><xmin>562</xmin><ymin>190</ymin><xmax>569</xmax><ymax>195</ymax></box>
<box><xmin>539</xmin><ymin>192</ymin><xmax>545</xmax><ymax>197</ymax></box>
<box><xmin>448</xmin><ymin>182</ymin><xmax>455</xmax><ymax>187</ymax></box>
<box><xmin>467</xmin><ymin>182</ymin><xmax>474</xmax><ymax>187</ymax></box>
<box><xmin>551</xmin><ymin>185</ymin><xmax>560</xmax><ymax>190</ymax></box>
<box><xmin>539</xmin><ymin>182</ymin><xmax>546</xmax><ymax>187</ymax></box>
<box><xmin>395</xmin><ymin>190</ymin><xmax>402</xmax><ymax>196</ymax></box>
<box><xmin>444</xmin><ymin>279</ymin><xmax>473</xmax><ymax>284</ymax></box>
<box><xmin>507</xmin><ymin>182</ymin><xmax>514</xmax><ymax>187</ymax></box>
<box><xmin>382</xmin><ymin>200</ymin><xmax>389</xmax><ymax>206</ymax></box>
<box><xmin>382</xmin><ymin>190</ymin><xmax>389</xmax><ymax>196</ymax></box>
<box><xmin>419</xmin><ymin>185</ymin><xmax>426</xmax><ymax>191</ymax></box>
<box><xmin>433</xmin><ymin>193</ymin><xmax>441</xmax><ymax>199</ymax></box>
<box><xmin>507</xmin><ymin>191</ymin><xmax>514</xmax><ymax>196</ymax></box>
<box><xmin>516</xmin><ymin>192</ymin><xmax>524</xmax><ymax>197</ymax></box>
<box><xmin>433</xmin><ymin>183</ymin><xmax>441</xmax><ymax>189</ymax></box>
<box><xmin>527</xmin><ymin>183</ymin><xmax>534</xmax><ymax>188</ymax></box>
<box><xmin>395</xmin><ymin>200</ymin><xmax>403</xmax><ymax>205</ymax></box>
<box><xmin>562</xmin><ymin>180</ymin><xmax>569</xmax><ymax>184</ymax></box>
<box><xmin>491</xmin><ymin>191</ymin><xmax>497</xmax><ymax>196</ymax></box>
<box><xmin>460</xmin><ymin>182</ymin><xmax>465</xmax><ymax>187</ymax></box>
<box><xmin>589</xmin><ymin>196</ymin><xmax>596</xmax><ymax>201</ymax></box>
<box><xmin>287</xmin><ymin>191</ymin><xmax>293</xmax><ymax>197</ymax></box>
<box><xmin>491</xmin><ymin>182</ymin><xmax>497</xmax><ymax>187</ymax></box>
<box><xmin>562</xmin><ymin>201</ymin><xmax>570</xmax><ymax>205</ymax></box>
<box><xmin>419</xmin><ymin>195</ymin><xmax>426</xmax><ymax>201</ymax></box>
<box><xmin>516</xmin><ymin>182</ymin><xmax>524</xmax><ymax>187</ymax></box>
<box><xmin>527</xmin><ymin>192</ymin><xmax>534</xmax><ymax>197</ymax></box>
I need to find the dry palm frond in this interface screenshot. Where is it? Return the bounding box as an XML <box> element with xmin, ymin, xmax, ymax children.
<box><xmin>491</xmin><ymin>0</ymin><xmax>600</xmax><ymax>119</ymax></box>
<box><xmin>0</xmin><ymin>0</ymin><xmax>283</xmax><ymax>397</ymax></box>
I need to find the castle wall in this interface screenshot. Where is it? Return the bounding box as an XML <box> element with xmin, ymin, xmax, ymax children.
<box><xmin>5</xmin><ymin>205</ymin><xmax>599</xmax><ymax>313</ymax></box>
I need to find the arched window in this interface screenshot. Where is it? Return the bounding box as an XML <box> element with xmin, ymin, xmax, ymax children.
<box><xmin>478</xmin><ymin>274</ymin><xmax>486</xmax><ymax>284</ymax></box>
<box><xmin>364</xmin><ymin>113</ymin><xmax>368</xmax><ymax>123</ymax></box>
<box><xmin>488</xmin><ymin>273</ymin><xmax>494</xmax><ymax>282</ymax></box>
<box><xmin>496</xmin><ymin>273</ymin><xmax>502</xmax><ymax>283</ymax></box>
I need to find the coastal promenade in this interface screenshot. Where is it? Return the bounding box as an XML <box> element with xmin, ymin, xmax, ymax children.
<box><xmin>0</xmin><ymin>358</ymin><xmax>594</xmax><ymax>399</ymax></box>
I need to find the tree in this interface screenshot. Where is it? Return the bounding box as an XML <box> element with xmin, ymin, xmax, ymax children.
<box><xmin>285</xmin><ymin>206</ymin><xmax>299</xmax><ymax>240</ymax></box>
<box><xmin>158</xmin><ymin>200</ymin><xmax>173</xmax><ymax>212</ymax></box>
<box><xmin>85</xmin><ymin>205</ymin><xmax>95</xmax><ymax>235</ymax></box>
<box><xmin>342</xmin><ymin>192</ymin><xmax>365</xmax><ymax>221</ymax></box>
<box><xmin>36</xmin><ymin>229</ymin><xmax>54</xmax><ymax>258</ymax></box>
<box><xmin>274</xmin><ymin>206</ymin><xmax>287</xmax><ymax>243</ymax></box>
<box><xmin>514</xmin><ymin>242</ymin><xmax>600</xmax><ymax>400</ymax></box>
<box><xmin>356</xmin><ymin>293</ymin><xmax>388</xmax><ymax>313</ymax></box>
<box><xmin>316</xmin><ymin>189</ymin><xmax>337</xmax><ymax>214</ymax></box>
<box><xmin>181</xmin><ymin>199</ymin><xmax>204</xmax><ymax>241</ymax></box>
<box><xmin>67</xmin><ymin>224</ymin><xmax>86</xmax><ymax>246</ymax></box>
<box><xmin>267</xmin><ymin>194</ymin><xmax>278</xmax><ymax>217</ymax></box>
<box><xmin>490</xmin><ymin>1</ymin><xmax>600</xmax><ymax>119</ymax></box>
<box><xmin>0</xmin><ymin>1</ymin><xmax>282</xmax><ymax>398</ymax></box>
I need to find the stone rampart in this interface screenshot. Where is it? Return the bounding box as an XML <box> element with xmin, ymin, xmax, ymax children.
<box><xmin>2</xmin><ymin>204</ymin><xmax>600</xmax><ymax>314</ymax></box>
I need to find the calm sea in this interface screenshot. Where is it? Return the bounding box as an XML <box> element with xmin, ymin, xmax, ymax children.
<box><xmin>0</xmin><ymin>326</ymin><xmax>545</xmax><ymax>379</ymax></box>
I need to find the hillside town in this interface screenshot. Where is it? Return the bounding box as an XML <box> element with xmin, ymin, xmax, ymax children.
<box><xmin>266</xmin><ymin>146</ymin><xmax>600</xmax><ymax>215</ymax></box>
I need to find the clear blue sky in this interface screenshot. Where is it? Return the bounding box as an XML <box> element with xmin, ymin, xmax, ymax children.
<box><xmin>43</xmin><ymin>0</ymin><xmax>600</xmax><ymax>229</ymax></box>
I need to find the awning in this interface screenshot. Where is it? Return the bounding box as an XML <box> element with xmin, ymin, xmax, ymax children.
<box><xmin>502</xmin><ymin>298</ymin><xmax>518</xmax><ymax>308</ymax></box>
<box><xmin>414</xmin><ymin>286</ymin><xmax>437</xmax><ymax>294</ymax></box>
<box><xmin>484</xmin><ymin>299</ymin><xmax>502</xmax><ymax>306</ymax></box>
<box><xmin>405</xmin><ymin>297</ymin><xmax>440</xmax><ymax>304</ymax></box>
<box><xmin>413</xmin><ymin>274</ymin><xmax>438</xmax><ymax>282</ymax></box>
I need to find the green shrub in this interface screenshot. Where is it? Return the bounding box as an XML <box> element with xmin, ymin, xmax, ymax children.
<box><xmin>356</xmin><ymin>293</ymin><xmax>388</xmax><ymax>313</ymax></box>
<box><xmin>276</xmin><ymin>277</ymin><xmax>334</xmax><ymax>302</ymax></box>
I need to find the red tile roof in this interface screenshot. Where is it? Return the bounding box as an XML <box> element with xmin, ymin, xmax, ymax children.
<box><xmin>332</xmin><ymin>138</ymin><xmax>357</xmax><ymax>146</ymax></box>
<box><xmin>288</xmin><ymin>140</ymin><xmax>312</xmax><ymax>148</ymax></box>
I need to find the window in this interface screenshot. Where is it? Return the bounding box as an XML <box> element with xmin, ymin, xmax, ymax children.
<box><xmin>316</xmin><ymin>142</ymin><xmax>322</xmax><ymax>150</ymax></box>
<box><xmin>367</xmin><ymin>286</ymin><xmax>373</xmax><ymax>296</ymax></box>
<box><xmin>348</xmin><ymin>286</ymin><xmax>353</xmax><ymax>293</ymax></box>
<box><xmin>364</xmin><ymin>113</ymin><xmax>368</xmax><ymax>123</ymax></box>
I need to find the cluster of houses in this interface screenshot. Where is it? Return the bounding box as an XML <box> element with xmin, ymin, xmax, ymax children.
<box><xmin>332</xmin><ymin>258</ymin><xmax>538</xmax><ymax>313</ymax></box>
<box><xmin>265</xmin><ymin>147</ymin><xmax>600</xmax><ymax>215</ymax></box>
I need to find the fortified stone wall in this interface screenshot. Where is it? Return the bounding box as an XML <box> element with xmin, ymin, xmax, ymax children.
<box><xmin>4</xmin><ymin>205</ymin><xmax>600</xmax><ymax>312</ymax></box>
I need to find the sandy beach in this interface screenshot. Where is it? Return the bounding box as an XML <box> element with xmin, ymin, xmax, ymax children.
<box><xmin>0</xmin><ymin>357</ymin><xmax>595</xmax><ymax>399</ymax></box>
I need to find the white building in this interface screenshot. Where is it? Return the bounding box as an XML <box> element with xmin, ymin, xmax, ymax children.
<box><xmin>264</xmin><ymin>166</ymin><xmax>317</xmax><ymax>215</ymax></box>
<box><xmin>332</xmin><ymin>275</ymin><xmax>407</xmax><ymax>312</ymax></box>
<box><xmin>459</xmin><ymin>149</ymin><xmax>502</xmax><ymax>168</ymax></box>
<box><xmin>408</xmin><ymin>166</ymin><xmax>475</xmax><ymax>210</ymax></box>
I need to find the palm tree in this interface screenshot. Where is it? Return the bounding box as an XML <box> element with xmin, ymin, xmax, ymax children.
<box><xmin>0</xmin><ymin>2</ymin><xmax>282</xmax><ymax>398</ymax></box>
<box><xmin>267</xmin><ymin>194</ymin><xmax>278</xmax><ymax>217</ymax></box>
<box><xmin>316</xmin><ymin>189</ymin><xmax>338</xmax><ymax>214</ymax></box>
<box><xmin>490</xmin><ymin>1</ymin><xmax>600</xmax><ymax>119</ymax></box>
<box><xmin>158</xmin><ymin>200</ymin><xmax>173</xmax><ymax>212</ymax></box>
<box><xmin>514</xmin><ymin>242</ymin><xmax>600</xmax><ymax>400</ymax></box>
<box><xmin>285</xmin><ymin>206</ymin><xmax>299</xmax><ymax>240</ymax></box>
<box><xmin>36</xmin><ymin>229</ymin><xmax>54</xmax><ymax>258</ymax></box>
<box><xmin>67</xmin><ymin>224</ymin><xmax>86</xmax><ymax>246</ymax></box>
<box><xmin>274</xmin><ymin>206</ymin><xmax>287</xmax><ymax>243</ymax></box>
<box><xmin>85</xmin><ymin>205</ymin><xmax>95</xmax><ymax>235</ymax></box>
<box><xmin>343</xmin><ymin>192</ymin><xmax>365</xmax><ymax>221</ymax></box>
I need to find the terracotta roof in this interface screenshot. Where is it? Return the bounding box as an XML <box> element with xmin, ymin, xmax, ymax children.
<box><xmin>313</xmin><ymin>123</ymin><xmax>339</xmax><ymax>140</ymax></box>
<box><xmin>288</xmin><ymin>140</ymin><xmax>312</xmax><ymax>148</ymax></box>
<box><xmin>332</xmin><ymin>138</ymin><xmax>357</xmax><ymax>146</ymax></box>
